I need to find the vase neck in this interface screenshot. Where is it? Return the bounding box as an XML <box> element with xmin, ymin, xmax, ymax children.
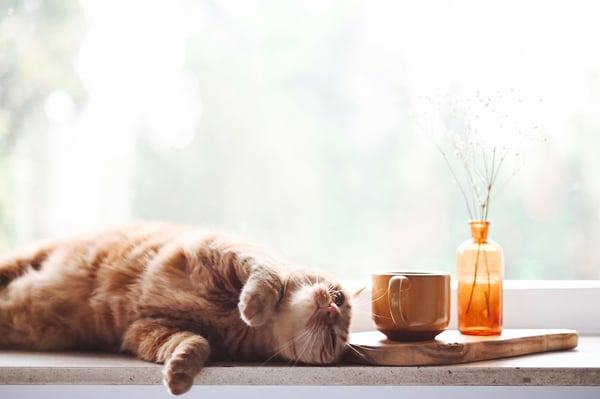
<box><xmin>469</xmin><ymin>220</ymin><xmax>490</xmax><ymax>244</ymax></box>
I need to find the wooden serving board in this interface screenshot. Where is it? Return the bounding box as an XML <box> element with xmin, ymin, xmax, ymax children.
<box><xmin>346</xmin><ymin>329</ymin><xmax>578</xmax><ymax>366</ymax></box>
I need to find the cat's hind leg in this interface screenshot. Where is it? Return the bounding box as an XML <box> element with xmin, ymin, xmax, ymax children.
<box><xmin>121</xmin><ymin>318</ymin><xmax>210</xmax><ymax>395</ymax></box>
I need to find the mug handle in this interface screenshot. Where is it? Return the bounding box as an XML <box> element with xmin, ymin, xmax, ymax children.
<box><xmin>388</xmin><ymin>275</ymin><xmax>409</xmax><ymax>326</ymax></box>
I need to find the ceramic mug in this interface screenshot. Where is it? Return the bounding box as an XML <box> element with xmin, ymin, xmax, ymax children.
<box><xmin>372</xmin><ymin>271</ymin><xmax>451</xmax><ymax>341</ymax></box>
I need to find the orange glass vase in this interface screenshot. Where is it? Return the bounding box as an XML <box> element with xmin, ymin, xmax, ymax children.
<box><xmin>456</xmin><ymin>220</ymin><xmax>503</xmax><ymax>335</ymax></box>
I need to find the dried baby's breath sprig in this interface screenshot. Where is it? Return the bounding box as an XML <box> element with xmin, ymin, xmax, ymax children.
<box><xmin>417</xmin><ymin>89</ymin><xmax>544</xmax><ymax>222</ymax></box>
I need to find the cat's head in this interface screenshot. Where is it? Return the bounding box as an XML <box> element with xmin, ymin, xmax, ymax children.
<box><xmin>272</xmin><ymin>269</ymin><xmax>352</xmax><ymax>364</ymax></box>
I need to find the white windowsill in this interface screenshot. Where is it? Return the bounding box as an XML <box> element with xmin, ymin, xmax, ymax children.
<box><xmin>1</xmin><ymin>280</ymin><xmax>599</xmax><ymax>398</ymax></box>
<box><xmin>0</xmin><ymin>335</ymin><xmax>599</xmax><ymax>384</ymax></box>
<box><xmin>0</xmin><ymin>334</ymin><xmax>598</xmax><ymax>399</ymax></box>
<box><xmin>348</xmin><ymin>280</ymin><xmax>600</xmax><ymax>334</ymax></box>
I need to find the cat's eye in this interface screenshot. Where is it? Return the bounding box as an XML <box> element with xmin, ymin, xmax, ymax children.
<box><xmin>332</xmin><ymin>291</ymin><xmax>344</xmax><ymax>307</ymax></box>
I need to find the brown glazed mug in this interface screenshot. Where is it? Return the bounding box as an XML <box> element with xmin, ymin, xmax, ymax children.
<box><xmin>372</xmin><ymin>271</ymin><xmax>451</xmax><ymax>341</ymax></box>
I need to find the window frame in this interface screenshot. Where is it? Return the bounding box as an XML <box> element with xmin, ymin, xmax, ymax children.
<box><xmin>349</xmin><ymin>280</ymin><xmax>600</xmax><ymax>334</ymax></box>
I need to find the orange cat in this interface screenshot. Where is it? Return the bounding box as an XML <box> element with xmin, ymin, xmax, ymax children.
<box><xmin>0</xmin><ymin>222</ymin><xmax>352</xmax><ymax>394</ymax></box>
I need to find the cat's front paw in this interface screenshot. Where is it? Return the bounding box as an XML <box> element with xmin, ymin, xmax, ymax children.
<box><xmin>163</xmin><ymin>353</ymin><xmax>197</xmax><ymax>395</ymax></box>
<box><xmin>238</xmin><ymin>282</ymin><xmax>280</xmax><ymax>327</ymax></box>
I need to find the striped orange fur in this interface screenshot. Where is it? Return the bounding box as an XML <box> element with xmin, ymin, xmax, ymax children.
<box><xmin>0</xmin><ymin>222</ymin><xmax>352</xmax><ymax>395</ymax></box>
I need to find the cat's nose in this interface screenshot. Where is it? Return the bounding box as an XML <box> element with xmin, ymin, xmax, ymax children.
<box><xmin>326</xmin><ymin>304</ymin><xmax>339</xmax><ymax>320</ymax></box>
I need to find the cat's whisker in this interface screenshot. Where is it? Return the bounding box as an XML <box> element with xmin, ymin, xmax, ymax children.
<box><xmin>291</xmin><ymin>332</ymin><xmax>314</xmax><ymax>367</ymax></box>
<box><xmin>371</xmin><ymin>312</ymin><xmax>392</xmax><ymax>319</ymax></box>
<box><xmin>327</xmin><ymin>282</ymin><xmax>336</xmax><ymax>293</ymax></box>
<box><xmin>370</xmin><ymin>291</ymin><xmax>387</xmax><ymax>303</ymax></box>
<box><xmin>304</xmin><ymin>272</ymin><xmax>314</xmax><ymax>287</ymax></box>
<box><xmin>296</xmin><ymin>328</ymin><xmax>321</xmax><ymax>365</ymax></box>
<box><xmin>277</xmin><ymin>330</ymin><xmax>311</xmax><ymax>354</ymax></box>
<box><xmin>352</xmin><ymin>306</ymin><xmax>393</xmax><ymax>322</ymax></box>
<box><xmin>350</xmin><ymin>309</ymin><xmax>371</xmax><ymax>319</ymax></box>
<box><xmin>291</xmin><ymin>328</ymin><xmax>314</xmax><ymax>366</ymax></box>
<box><xmin>353</xmin><ymin>285</ymin><xmax>367</xmax><ymax>298</ymax></box>
<box><xmin>262</xmin><ymin>328</ymin><xmax>315</xmax><ymax>367</ymax></box>
<box><xmin>290</xmin><ymin>272</ymin><xmax>307</xmax><ymax>288</ymax></box>
<box><xmin>260</xmin><ymin>342</ymin><xmax>292</xmax><ymax>366</ymax></box>
<box><xmin>260</xmin><ymin>339</ymin><xmax>296</xmax><ymax>366</ymax></box>
<box><xmin>344</xmin><ymin>342</ymin><xmax>369</xmax><ymax>361</ymax></box>
<box><xmin>299</xmin><ymin>317</ymin><xmax>331</xmax><ymax>365</ymax></box>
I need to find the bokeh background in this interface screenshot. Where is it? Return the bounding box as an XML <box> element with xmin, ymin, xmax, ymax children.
<box><xmin>1</xmin><ymin>0</ymin><xmax>599</xmax><ymax>280</ymax></box>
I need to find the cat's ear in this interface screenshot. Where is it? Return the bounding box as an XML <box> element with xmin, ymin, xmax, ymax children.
<box><xmin>353</xmin><ymin>285</ymin><xmax>367</xmax><ymax>298</ymax></box>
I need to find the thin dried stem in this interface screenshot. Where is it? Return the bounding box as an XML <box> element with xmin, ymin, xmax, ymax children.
<box><xmin>418</xmin><ymin>118</ymin><xmax>475</xmax><ymax>219</ymax></box>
